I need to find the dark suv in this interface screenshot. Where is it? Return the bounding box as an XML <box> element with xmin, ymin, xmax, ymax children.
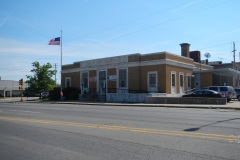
<box><xmin>234</xmin><ymin>88</ymin><xmax>240</xmax><ymax>101</ymax></box>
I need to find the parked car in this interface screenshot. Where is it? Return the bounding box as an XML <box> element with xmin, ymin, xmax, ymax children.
<box><xmin>234</xmin><ymin>88</ymin><xmax>240</xmax><ymax>101</ymax></box>
<box><xmin>41</xmin><ymin>92</ymin><xmax>49</xmax><ymax>98</ymax></box>
<box><xmin>182</xmin><ymin>89</ymin><xmax>222</xmax><ymax>98</ymax></box>
<box><xmin>208</xmin><ymin>86</ymin><xmax>236</xmax><ymax>102</ymax></box>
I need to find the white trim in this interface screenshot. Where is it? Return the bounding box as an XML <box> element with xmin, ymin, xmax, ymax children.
<box><xmin>62</xmin><ymin>59</ymin><xmax>194</xmax><ymax>73</ymax></box>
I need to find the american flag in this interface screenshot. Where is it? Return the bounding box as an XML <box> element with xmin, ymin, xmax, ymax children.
<box><xmin>48</xmin><ymin>37</ymin><xmax>60</xmax><ymax>45</ymax></box>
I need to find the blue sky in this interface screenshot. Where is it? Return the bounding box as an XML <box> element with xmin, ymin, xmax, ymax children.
<box><xmin>0</xmin><ymin>0</ymin><xmax>240</xmax><ymax>84</ymax></box>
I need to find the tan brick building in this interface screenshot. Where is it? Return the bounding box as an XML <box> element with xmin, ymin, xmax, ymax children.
<box><xmin>61</xmin><ymin>43</ymin><xmax>239</xmax><ymax>102</ymax></box>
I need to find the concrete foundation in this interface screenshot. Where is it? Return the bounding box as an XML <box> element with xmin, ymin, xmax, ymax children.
<box><xmin>106</xmin><ymin>93</ymin><xmax>148</xmax><ymax>103</ymax></box>
<box><xmin>145</xmin><ymin>97</ymin><xmax>227</xmax><ymax>105</ymax></box>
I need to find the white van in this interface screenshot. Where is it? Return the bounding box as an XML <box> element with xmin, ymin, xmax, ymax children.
<box><xmin>208</xmin><ymin>86</ymin><xmax>236</xmax><ymax>102</ymax></box>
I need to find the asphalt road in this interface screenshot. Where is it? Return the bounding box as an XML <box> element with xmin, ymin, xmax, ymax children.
<box><xmin>0</xmin><ymin>102</ymin><xmax>239</xmax><ymax>160</ymax></box>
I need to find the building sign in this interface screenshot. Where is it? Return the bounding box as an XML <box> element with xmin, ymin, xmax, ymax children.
<box><xmin>108</xmin><ymin>75</ymin><xmax>116</xmax><ymax>81</ymax></box>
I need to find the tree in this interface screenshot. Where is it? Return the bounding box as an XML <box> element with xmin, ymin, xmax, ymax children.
<box><xmin>26</xmin><ymin>61</ymin><xmax>56</xmax><ymax>98</ymax></box>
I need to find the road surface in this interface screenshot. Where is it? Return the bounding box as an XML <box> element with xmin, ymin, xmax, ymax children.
<box><xmin>0</xmin><ymin>102</ymin><xmax>239</xmax><ymax>160</ymax></box>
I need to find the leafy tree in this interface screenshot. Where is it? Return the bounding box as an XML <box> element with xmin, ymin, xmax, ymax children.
<box><xmin>26</xmin><ymin>61</ymin><xmax>56</xmax><ymax>98</ymax></box>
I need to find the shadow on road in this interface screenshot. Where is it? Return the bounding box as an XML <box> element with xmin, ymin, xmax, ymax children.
<box><xmin>184</xmin><ymin>118</ymin><xmax>240</xmax><ymax>132</ymax></box>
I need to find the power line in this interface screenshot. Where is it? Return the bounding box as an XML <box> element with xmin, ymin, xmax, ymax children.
<box><xmin>198</xmin><ymin>42</ymin><xmax>232</xmax><ymax>50</ymax></box>
<box><xmin>0</xmin><ymin>67</ymin><xmax>29</xmax><ymax>72</ymax></box>
<box><xmin>105</xmin><ymin>0</ymin><xmax>232</xmax><ymax>42</ymax></box>
<box><xmin>66</xmin><ymin>0</ymin><xmax>233</xmax><ymax>54</ymax></box>
<box><xmin>65</xmin><ymin>0</ymin><xmax>206</xmax><ymax>42</ymax></box>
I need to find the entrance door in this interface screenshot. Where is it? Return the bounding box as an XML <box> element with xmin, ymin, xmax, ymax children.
<box><xmin>98</xmin><ymin>71</ymin><xmax>106</xmax><ymax>95</ymax></box>
<box><xmin>171</xmin><ymin>72</ymin><xmax>176</xmax><ymax>95</ymax></box>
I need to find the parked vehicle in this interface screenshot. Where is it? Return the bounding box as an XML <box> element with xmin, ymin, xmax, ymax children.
<box><xmin>208</xmin><ymin>86</ymin><xmax>236</xmax><ymax>102</ymax></box>
<box><xmin>182</xmin><ymin>89</ymin><xmax>222</xmax><ymax>98</ymax></box>
<box><xmin>234</xmin><ymin>88</ymin><xmax>240</xmax><ymax>101</ymax></box>
<box><xmin>41</xmin><ymin>92</ymin><xmax>49</xmax><ymax>98</ymax></box>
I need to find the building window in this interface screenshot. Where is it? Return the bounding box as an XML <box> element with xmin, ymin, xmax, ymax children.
<box><xmin>180</xmin><ymin>74</ymin><xmax>184</xmax><ymax>87</ymax></box>
<box><xmin>98</xmin><ymin>70</ymin><xmax>106</xmax><ymax>95</ymax></box>
<box><xmin>65</xmin><ymin>77</ymin><xmax>71</xmax><ymax>88</ymax></box>
<box><xmin>118</xmin><ymin>69</ymin><xmax>127</xmax><ymax>88</ymax></box>
<box><xmin>179</xmin><ymin>73</ymin><xmax>184</xmax><ymax>94</ymax></box>
<box><xmin>172</xmin><ymin>73</ymin><xmax>176</xmax><ymax>87</ymax></box>
<box><xmin>149</xmin><ymin>73</ymin><xmax>156</xmax><ymax>87</ymax></box>
<box><xmin>82</xmin><ymin>72</ymin><xmax>88</xmax><ymax>88</ymax></box>
<box><xmin>148</xmin><ymin>71</ymin><xmax>158</xmax><ymax>93</ymax></box>
<box><xmin>187</xmin><ymin>74</ymin><xmax>191</xmax><ymax>88</ymax></box>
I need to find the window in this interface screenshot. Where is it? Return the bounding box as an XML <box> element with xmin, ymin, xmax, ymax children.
<box><xmin>119</xmin><ymin>69</ymin><xmax>127</xmax><ymax>88</ymax></box>
<box><xmin>220</xmin><ymin>87</ymin><xmax>227</xmax><ymax>91</ymax></box>
<box><xmin>172</xmin><ymin>73</ymin><xmax>176</xmax><ymax>87</ymax></box>
<box><xmin>180</xmin><ymin>74</ymin><xmax>184</xmax><ymax>87</ymax></box>
<box><xmin>99</xmin><ymin>71</ymin><xmax>106</xmax><ymax>94</ymax></box>
<box><xmin>82</xmin><ymin>72</ymin><xmax>88</xmax><ymax>88</ymax></box>
<box><xmin>65</xmin><ymin>77</ymin><xmax>71</xmax><ymax>88</ymax></box>
<box><xmin>209</xmin><ymin>87</ymin><xmax>218</xmax><ymax>91</ymax></box>
<box><xmin>187</xmin><ymin>75</ymin><xmax>191</xmax><ymax>88</ymax></box>
<box><xmin>148</xmin><ymin>71</ymin><xmax>158</xmax><ymax>93</ymax></box>
<box><xmin>195</xmin><ymin>91</ymin><xmax>202</xmax><ymax>95</ymax></box>
<box><xmin>149</xmin><ymin>73</ymin><xmax>156</xmax><ymax>87</ymax></box>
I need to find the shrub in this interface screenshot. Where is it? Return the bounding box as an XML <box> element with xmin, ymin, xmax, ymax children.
<box><xmin>49</xmin><ymin>87</ymin><xmax>61</xmax><ymax>100</ymax></box>
<box><xmin>63</xmin><ymin>87</ymin><xmax>80</xmax><ymax>100</ymax></box>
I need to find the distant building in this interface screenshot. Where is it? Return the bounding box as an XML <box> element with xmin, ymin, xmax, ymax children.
<box><xmin>61</xmin><ymin>43</ymin><xmax>240</xmax><ymax>102</ymax></box>
<box><xmin>0</xmin><ymin>80</ymin><xmax>24</xmax><ymax>97</ymax></box>
<box><xmin>208</xmin><ymin>61</ymin><xmax>240</xmax><ymax>87</ymax></box>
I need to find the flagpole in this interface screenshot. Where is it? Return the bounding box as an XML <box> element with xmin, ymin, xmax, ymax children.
<box><xmin>60</xmin><ymin>30</ymin><xmax>62</xmax><ymax>85</ymax></box>
<box><xmin>60</xmin><ymin>30</ymin><xmax>63</xmax><ymax>100</ymax></box>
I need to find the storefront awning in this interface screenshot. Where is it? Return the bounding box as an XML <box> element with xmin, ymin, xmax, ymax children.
<box><xmin>193</xmin><ymin>68</ymin><xmax>240</xmax><ymax>76</ymax></box>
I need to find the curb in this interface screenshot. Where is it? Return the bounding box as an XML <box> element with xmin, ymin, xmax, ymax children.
<box><xmin>50</xmin><ymin>102</ymin><xmax>240</xmax><ymax>110</ymax></box>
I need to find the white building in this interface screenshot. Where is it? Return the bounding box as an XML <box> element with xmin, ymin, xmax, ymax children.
<box><xmin>0</xmin><ymin>79</ymin><xmax>24</xmax><ymax>97</ymax></box>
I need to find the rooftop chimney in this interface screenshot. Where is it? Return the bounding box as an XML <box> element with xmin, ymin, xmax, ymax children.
<box><xmin>190</xmin><ymin>51</ymin><xmax>201</xmax><ymax>62</ymax></box>
<box><xmin>180</xmin><ymin>43</ymin><xmax>190</xmax><ymax>58</ymax></box>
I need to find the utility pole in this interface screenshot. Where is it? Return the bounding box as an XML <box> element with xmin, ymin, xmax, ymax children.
<box><xmin>53</xmin><ymin>63</ymin><xmax>58</xmax><ymax>86</ymax></box>
<box><xmin>232</xmin><ymin>42</ymin><xmax>237</xmax><ymax>87</ymax></box>
<box><xmin>19</xmin><ymin>79</ymin><xmax>23</xmax><ymax>101</ymax></box>
<box><xmin>232</xmin><ymin>42</ymin><xmax>236</xmax><ymax>69</ymax></box>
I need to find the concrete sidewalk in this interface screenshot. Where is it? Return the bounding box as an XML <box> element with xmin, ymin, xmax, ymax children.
<box><xmin>1</xmin><ymin>97</ymin><xmax>240</xmax><ymax>110</ymax></box>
